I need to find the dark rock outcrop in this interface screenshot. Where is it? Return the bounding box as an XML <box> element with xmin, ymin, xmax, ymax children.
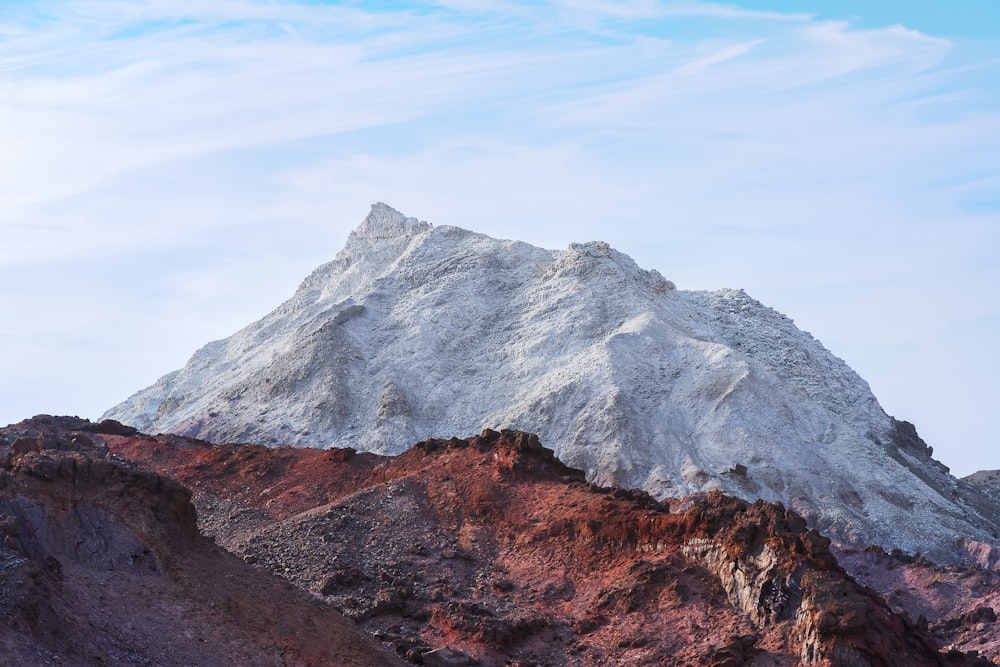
<box><xmin>965</xmin><ymin>470</ymin><xmax>1000</xmax><ymax>505</ymax></box>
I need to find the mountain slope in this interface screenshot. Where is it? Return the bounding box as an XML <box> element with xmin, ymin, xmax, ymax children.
<box><xmin>0</xmin><ymin>415</ymin><xmax>403</xmax><ymax>667</ymax></box>
<box><xmin>966</xmin><ymin>471</ymin><xmax>1000</xmax><ymax>505</ymax></box>
<box><xmin>85</xmin><ymin>420</ymin><xmax>997</xmax><ymax>666</ymax></box>
<box><xmin>104</xmin><ymin>203</ymin><xmax>1000</xmax><ymax>561</ymax></box>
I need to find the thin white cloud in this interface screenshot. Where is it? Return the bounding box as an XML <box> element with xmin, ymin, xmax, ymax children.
<box><xmin>550</xmin><ymin>0</ymin><xmax>811</xmax><ymax>22</ymax></box>
<box><xmin>554</xmin><ymin>0</ymin><xmax>662</xmax><ymax>19</ymax></box>
<box><xmin>676</xmin><ymin>38</ymin><xmax>763</xmax><ymax>74</ymax></box>
<box><xmin>0</xmin><ymin>0</ymin><xmax>998</xmax><ymax>476</ymax></box>
<box><xmin>0</xmin><ymin>3</ymin><xmax>561</xmax><ymax>239</ymax></box>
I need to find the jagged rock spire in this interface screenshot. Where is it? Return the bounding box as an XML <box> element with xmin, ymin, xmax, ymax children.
<box><xmin>349</xmin><ymin>203</ymin><xmax>431</xmax><ymax>242</ymax></box>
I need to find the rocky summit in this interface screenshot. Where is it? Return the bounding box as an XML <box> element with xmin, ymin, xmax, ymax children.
<box><xmin>105</xmin><ymin>203</ymin><xmax>1000</xmax><ymax>562</ymax></box>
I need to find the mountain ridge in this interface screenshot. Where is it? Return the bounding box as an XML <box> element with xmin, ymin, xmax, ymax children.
<box><xmin>22</xmin><ymin>415</ymin><xmax>992</xmax><ymax>666</ymax></box>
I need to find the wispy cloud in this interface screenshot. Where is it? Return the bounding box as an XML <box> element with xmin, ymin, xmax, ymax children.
<box><xmin>675</xmin><ymin>38</ymin><xmax>763</xmax><ymax>74</ymax></box>
<box><xmin>1</xmin><ymin>0</ymin><xmax>998</xmax><ymax>475</ymax></box>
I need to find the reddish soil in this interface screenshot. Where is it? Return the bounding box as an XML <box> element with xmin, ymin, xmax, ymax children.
<box><xmin>4</xmin><ymin>416</ymin><xmax>997</xmax><ymax>666</ymax></box>
<box><xmin>0</xmin><ymin>416</ymin><xmax>402</xmax><ymax>667</ymax></box>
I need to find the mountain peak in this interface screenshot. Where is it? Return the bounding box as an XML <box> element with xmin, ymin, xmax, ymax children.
<box><xmin>349</xmin><ymin>202</ymin><xmax>431</xmax><ymax>242</ymax></box>
<box><xmin>103</xmin><ymin>205</ymin><xmax>1000</xmax><ymax>563</ymax></box>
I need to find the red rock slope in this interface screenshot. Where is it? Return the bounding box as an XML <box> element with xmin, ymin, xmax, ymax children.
<box><xmin>86</xmin><ymin>421</ymin><xmax>992</xmax><ymax>667</ymax></box>
<box><xmin>0</xmin><ymin>416</ymin><xmax>402</xmax><ymax>667</ymax></box>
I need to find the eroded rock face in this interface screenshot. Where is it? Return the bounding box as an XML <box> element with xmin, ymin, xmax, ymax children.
<box><xmin>674</xmin><ymin>494</ymin><xmax>974</xmax><ymax>666</ymax></box>
<box><xmin>0</xmin><ymin>416</ymin><xmax>402</xmax><ymax>667</ymax></box>
<box><xmin>82</xmin><ymin>420</ymin><xmax>991</xmax><ymax>666</ymax></box>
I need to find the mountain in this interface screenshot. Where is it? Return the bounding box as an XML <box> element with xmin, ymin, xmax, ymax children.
<box><xmin>104</xmin><ymin>203</ymin><xmax>1000</xmax><ymax>562</ymax></box>
<box><xmin>16</xmin><ymin>416</ymin><xmax>994</xmax><ymax>667</ymax></box>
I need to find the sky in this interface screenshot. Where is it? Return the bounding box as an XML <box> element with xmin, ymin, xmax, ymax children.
<box><xmin>1</xmin><ymin>0</ymin><xmax>998</xmax><ymax>477</ymax></box>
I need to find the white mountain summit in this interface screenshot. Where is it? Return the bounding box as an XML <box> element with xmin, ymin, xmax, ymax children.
<box><xmin>105</xmin><ymin>203</ymin><xmax>1000</xmax><ymax>561</ymax></box>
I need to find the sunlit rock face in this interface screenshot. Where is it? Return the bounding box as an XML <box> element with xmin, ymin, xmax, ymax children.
<box><xmin>105</xmin><ymin>203</ymin><xmax>1000</xmax><ymax>562</ymax></box>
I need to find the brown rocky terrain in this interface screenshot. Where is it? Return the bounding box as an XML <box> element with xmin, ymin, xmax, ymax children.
<box><xmin>836</xmin><ymin>546</ymin><xmax>1000</xmax><ymax>663</ymax></box>
<box><xmin>4</xmin><ymin>415</ymin><xmax>998</xmax><ymax>666</ymax></box>
<box><xmin>0</xmin><ymin>415</ymin><xmax>402</xmax><ymax>667</ymax></box>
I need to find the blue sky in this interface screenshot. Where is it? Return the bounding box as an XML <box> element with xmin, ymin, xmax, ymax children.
<box><xmin>735</xmin><ymin>1</ymin><xmax>1000</xmax><ymax>37</ymax></box>
<box><xmin>1</xmin><ymin>0</ymin><xmax>998</xmax><ymax>476</ymax></box>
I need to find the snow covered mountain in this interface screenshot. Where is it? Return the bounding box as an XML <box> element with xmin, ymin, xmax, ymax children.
<box><xmin>105</xmin><ymin>203</ymin><xmax>1000</xmax><ymax>561</ymax></box>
